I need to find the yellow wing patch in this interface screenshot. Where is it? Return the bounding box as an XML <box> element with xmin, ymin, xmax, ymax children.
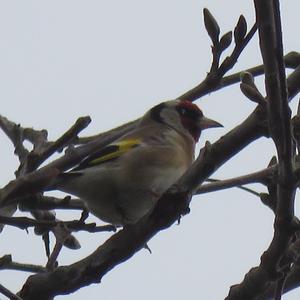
<box><xmin>89</xmin><ymin>138</ymin><xmax>141</xmax><ymax>166</ymax></box>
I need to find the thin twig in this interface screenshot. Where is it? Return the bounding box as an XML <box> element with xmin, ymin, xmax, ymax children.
<box><xmin>0</xmin><ymin>215</ymin><xmax>116</xmax><ymax>233</ymax></box>
<box><xmin>202</xmin><ymin>178</ymin><xmax>261</xmax><ymax>197</ymax></box>
<box><xmin>0</xmin><ymin>255</ymin><xmax>46</xmax><ymax>273</ymax></box>
<box><xmin>0</xmin><ymin>114</ymin><xmax>29</xmax><ymax>162</ymax></box>
<box><xmin>274</xmin><ymin>274</ymin><xmax>288</xmax><ymax>300</ymax></box>
<box><xmin>182</xmin><ymin>51</ymin><xmax>300</xmax><ymax>102</ymax></box>
<box><xmin>27</xmin><ymin>116</ymin><xmax>91</xmax><ymax>172</ymax></box>
<box><xmin>19</xmin><ymin>195</ymin><xmax>85</xmax><ymax>211</ymax></box>
<box><xmin>196</xmin><ymin>165</ymin><xmax>275</xmax><ymax>195</ymax></box>
<box><xmin>0</xmin><ymin>283</ymin><xmax>23</xmax><ymax>300</ymax></box>
<box><xmin>178</xmin><ymin>23</ymin><xmax>257</xmax><ymax>102</ymax></box>
<box><xmin>46</xmin><ymin>224</ymin><xmax>70</xmax><ymax>270</ymax></box>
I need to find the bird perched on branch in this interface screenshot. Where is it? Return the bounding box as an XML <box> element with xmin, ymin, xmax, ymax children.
<box><xmin>51</xmin><ymin>100</ymin><xmax>222</xmax><ymax>226</ymax></box>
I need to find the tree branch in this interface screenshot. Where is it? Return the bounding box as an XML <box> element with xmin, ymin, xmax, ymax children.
<box><xmin>0</xmin><ymin>255</ymin><xmax>46</xmax><ymax>273</ymax></box>
<box><xmin>0</xmin><ymin>215</ymin><xmax>116</xmax><ymax>234</ymax></box>
<box><xmin>197</xmin><ymin>166</ymin><xmax>275</xmax><ymax>195</ymax></box>
<box><xmin>18</xmin><ymin>195</ymin><xmax>85</xmax><ymax>211</ymax></box>
<box><xmin>226</xmin><ymin>2</ymin><xmax>297</xmax><ymax>299</ymax></box>
<box><xmin>178</xmin><ymin>22</ymin><xmax>258</xmax><ymax>102</ymax></box>
<box><xmin>0</xmin><ymin>283</ymin><xmax>23</xmax><ymax>300</ymax></box>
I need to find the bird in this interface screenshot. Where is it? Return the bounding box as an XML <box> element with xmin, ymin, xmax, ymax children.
<box><xmin>50</xmin><ymin>100</ymin><xmax>222</xmax><ymax>226</ymax></box>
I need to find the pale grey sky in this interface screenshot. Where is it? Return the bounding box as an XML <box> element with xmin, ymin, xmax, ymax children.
<box><xmin>0</xmin><ymin>1</ymin><xmax>299</xmax><ymax>299</ymax></box>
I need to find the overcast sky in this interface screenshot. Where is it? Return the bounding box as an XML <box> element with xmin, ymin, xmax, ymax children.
<box><xmin>0</xmin><ymin>1</ymin><xmax>300</xmax><ymax>300</ymax></box>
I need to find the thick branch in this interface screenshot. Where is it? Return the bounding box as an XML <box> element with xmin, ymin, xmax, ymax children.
<box><xmin>226</xmin><ymin>2</ymin><xmax>297</xmax><ymax>299</ymax></box>
<box><xmin>255</xmin><ymin>263</ymin><xmax>300</xmax><ymax>300</ymax></box>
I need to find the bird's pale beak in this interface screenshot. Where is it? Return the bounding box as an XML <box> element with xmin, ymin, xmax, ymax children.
<box><xmin>198</xmin><ymin>116</ymin><xmax>223</xmax><ymax>129</ymax></box>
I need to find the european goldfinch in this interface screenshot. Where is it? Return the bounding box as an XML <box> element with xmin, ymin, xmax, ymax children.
<box><xmin>51</xmin><ymin>100</ymin><xmax>222</xmax><ymax>225</ymax></box>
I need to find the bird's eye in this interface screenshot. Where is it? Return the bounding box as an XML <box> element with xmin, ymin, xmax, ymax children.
<box><xmin>180</xmin><ymin>108</ymin><xmax>187</xmax><ymax>115</ymax></box>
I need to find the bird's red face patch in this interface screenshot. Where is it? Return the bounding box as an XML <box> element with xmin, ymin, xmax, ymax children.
<box><xmin>177</xmin><ymin>101</ymin><xmax>201</xmax><ymax>113</ymax></box>
<box><xmin>176</xmin><ymin>101</ymin><xmax>203</xmax><ymax>142</ymax></box>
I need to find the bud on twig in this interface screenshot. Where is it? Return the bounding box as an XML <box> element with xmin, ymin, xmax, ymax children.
<box><xmin>240</xmin><ymin>83</ymin><xmax>266</xmax><ymax>105</ymax></box>
<box><xmin>203</xmin><ymin>8</ymin><xmax>220</xmax><ymax>45</ymax></box>
<box><xmin>268</xmin><ymin>156</ymin><xmax>277</xmax><ymax>167</ymax></box>
<box><xmin>240</xmin><ymin>71</ymin><xmax>255</xmax><ymax>86</ymax></box>
<box><xmin>219</xmin><ymin>31</ymin><xmax>232</xmax><ymax>51</ymax></box>
<box><xmin>234</xmin><ymin>15</ymin><xmax>247</xmax><ymax>45</ymax></box>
